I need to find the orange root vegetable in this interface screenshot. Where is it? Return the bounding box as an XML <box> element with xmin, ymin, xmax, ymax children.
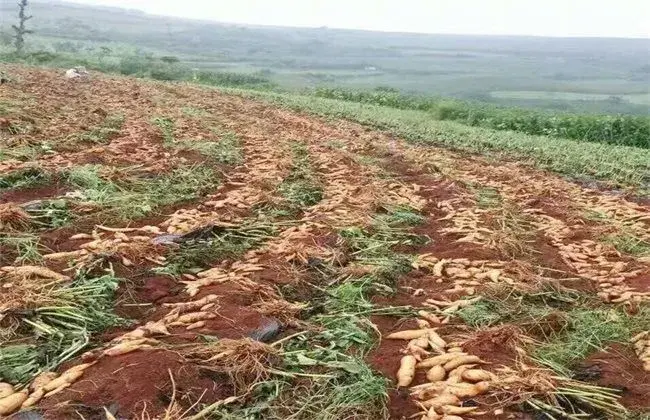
<box><xmin>421</xmin><ymin>394</ymin><xmax>460</xmax><ymax>409</ymax></box>
<box><xmin>186</xmin><ymin>320</ymin><xmax>206</xmax><ymax>330</ymax></box>
<box><xmin>410</xmin><ymin>382</ymin><xmax>448</xmax><ymax>401</ymax></box>
<box><xmin>104</xmin><ymin>342</ymin><xmax>153</xmax><ymax>357</ymax></box>
<box><xmin>446</xmin><ymin>381</ymin><xmax>490</xmax><ymax>398</ymax></box>
<box><xmin>446</xmin><ymin>365</ymin><xmax>477</xmax><ymax>384</ymax></box>
<box><xmin>408</xmin><ymin>345</ymin><xmax>430</xmax><ymax>361</ymax></box>
<box><xmin>201</xmin><ymin>303</ymin><xmax>216</xmax><ymax>311</ymax></box>
<box><xmin>30</xmin><ymin>372</ymin><xmax>58</xmax><ymax>391</ymax></box>
<box><xmin>418</xmin><ymin>310</ymin><xmax>442</xmax><ymax>325</ymax></box>
<box><xmin>43</xmin><ymin>250</ymin><xmax>88</xmax><ymax>261</ymax></box>
<box><xmin>441</xmin><ymin>405</ymin><xmax>478</xmax><ymax>415</ymax></box>
<box><xmin>163</xmin><ymin>294</ymin><xmax>219</xmax><ymax>313</ymax></box>
<box><xmin>67</xmin><ymin>362</ymin><xmax>95</xmax><ymax>373</ymax></box>
<box><xmin>173</xmin><ymin>311</ymin><xmax>217</xmax><ymax>324</ymax></box>
<box><xmin>462</xmin><ymin>369</ymin><xmax>493</xmax><ymax>382</ymax></box>
<box><xmin>2</xmin><ymin>265</ymin><xmax>70</xmax><ymax>281</ymax></box>
<box><xmin>416</xmin><ymin>319</ymin><xmax>431</xmax><ymax>329</ymax></box>
<box><xmin>44</xmin><ymin>383</ymin><xmax>69</xmax><ymax>398</ymax></box>
<box><xmin>419</xmin><ymin>353</ymin><xmax>467</xmax><ymax>368</ymax></box>
<box><xmin>411</xmin><ymin>336</ymin><xmax>430</xmax><ymax>349</ymax></box>
<box><xmin>427</xmin><ymin>331</ymin><xmax>447</xmax><ymax>349</ymax></box>
<box><xmin>387</xmin><ymin>329</ymin><xmax>437</xmax><ymax>340</ymax></box>
<box><xmin>22</xmin><ymin>388</ymin><xmax>45</xmax><ymax>408</ymax></box>
<box><xmin>424</xmin><ymin>407</ymin><xmax>442</xmax><ymax>420</ymax></box>
<box><xmin>0</xmin><ymin>383</ymin><xmax>14</xmax><ymax>399</ymax></box>
<box><xmin>118</xmin><ymin>328</ymin><xmax>147</xmax><ymax>341</ymax></box>
<box><xmin>143</xmin><ymin>320</ymin><xmax>170</xmax><ymax>336</ymax></box>
<box><xmin>0</xmin><ymin>391</ymin><xmax>28</xmax><ymax>415</ymax></box>
<box><xmin>426</xmin><ymin>365</ymin><xmax>447</xmax><ymax>382</ymax></box>
<box><xmin>433</xmin><ymin>259</ymin><xmax>447</xmax><ymax>277</ymax></box>
<box><xmin>397</xmin><ymin>355</ymin><xmax>417</xmax><ymax>387</ymax></box>
<box><xmin>69</xmin><ymin>233</ymin><xmax>94</xmax><ymax>240</ymax></box>
<box><xmin>42</xmin><ymin>368</ymin><xmax>85</xmax><ymax>392</ymax></box>
<box><xmin>443</xmin><ymin>355</ymin><xmax>482</xmax><ymax>371</ymax></box>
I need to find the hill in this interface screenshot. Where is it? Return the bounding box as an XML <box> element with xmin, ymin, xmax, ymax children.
<box><xmin>0</xmin><ymin>0</ymin><xmax>649</xmax><ymax>114</ymax></box>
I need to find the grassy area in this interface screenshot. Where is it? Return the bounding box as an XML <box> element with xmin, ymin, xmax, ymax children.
<box><xmin>0</xmin><ymin>269</ymin><xmax>126</xmax><ymax>385</ymax></box>
<box><xmin>277</xmin><ymin>142</ymin><xmax>323</xmax><ymax>212</ymax></box>
<box><xmin>234</xmin><ymin>89</ymin><xmax>650</xmax><ymax>193</ymax></box>
<box><xmin>59</xmin><ymin>114</ymin><xmax>125</xmax><ymax>149</ymax></box>
<box><xmin>314</xmin><ymin>88</ymin><xmax>650</xmax><ymax>149</ymax></box>
<box><xmin>64</xmin><ymin>164</ymin><xmax>220</xmax><ymax>220</ymax></box>
<box><xmin>0</xmin><ymin>167</ymin><xmax>50</xmax><ymax>190</ymax></box>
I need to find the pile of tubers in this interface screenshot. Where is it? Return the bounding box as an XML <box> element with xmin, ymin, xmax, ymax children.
<box><xmin>389</xmin><ymin>312</ymin><xmax>493</xmax><ymax>420</ymax></box>
<box><xmin>0</xmin><ymin>363</ymin><xmax>94</xmax><ymax>415</ymax></box>
<box><xmin>632</xmin><ymin>331</ymin><xmax>650</xmax><ymax>372</ymax></box>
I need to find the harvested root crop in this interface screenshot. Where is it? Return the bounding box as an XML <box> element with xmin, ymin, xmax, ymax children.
<box><xmin>387</xmin><ymin>328</ymin><xmax>438</xmax><ymax>340</ymax></box>
<box><xmin>0</xmin><ymin>383</ymin><xmax>14</xmax><ymax>399</ymax></box>
<box><xmin>426</xmin><ymin>365</ymin><xmax>447</xmax><ymax>382</ymax></box>
<box><xmin>631</xmin><ymin>331</ymin><xmax>650</xmax><ymax>371</ymax></box>
<box><xmin>0</xmin><ymin>391</ymin><xmax>28</xmax><ymax>415</ymax></box>
<box><xmin>397</xmin><ymin>355</ymin><xmax>418</xmax><ymax>387</ymax></box>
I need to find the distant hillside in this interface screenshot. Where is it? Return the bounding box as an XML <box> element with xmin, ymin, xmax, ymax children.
<box><xmin>1</xmin><ymin>0</ymin><xmax>649</xmax><ymax>114</ymax></box>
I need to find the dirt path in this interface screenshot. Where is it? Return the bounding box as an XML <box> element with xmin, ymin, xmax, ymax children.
<box><xmin>1</xmin><ymin>67</ymin><xmax>648</xmax><ymax>419</ymax></box>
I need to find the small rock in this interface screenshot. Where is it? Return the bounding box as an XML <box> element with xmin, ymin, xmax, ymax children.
<box><xmin>248</xmin><ymin>319</ymin><xmax>282</xmax><ymax>343</ymax></box>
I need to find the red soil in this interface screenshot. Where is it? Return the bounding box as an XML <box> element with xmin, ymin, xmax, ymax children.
<box><xmin>579</xmin><ymin>344</ymin><xmax>650</xmax><ymax>410</ymax></box>
<box><xmin>41</xmin><ymin>350</ymin><xmax>232</xmax><ymax>419</ymax></box>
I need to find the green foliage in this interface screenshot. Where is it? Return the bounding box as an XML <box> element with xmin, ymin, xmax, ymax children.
<box><xmin>25</xmin><ymin>199</ymin><xmax>73</xmax><ymax>229</ymax></box>
<box><xmin>118</xmin><ymin>54</ymin><xmax>183</xmax><ymax>81</ymax></box>
<box><xmin>194</xmin><ymin>70</ymin><xmax>276</xmax><ymax>89</ymax></box>
<box><xmin>174</xmin><ymin>131</ymin><xmax>243</xmax><ymax>165</ymax></box>
<box><xmin>0</xmin><ymin>345</ymin><xmax>40</xmax><ymax>385</ymax></box>
<box><xmin>278</xmin><ymin>142</ymin><xmax>323</xmax><ymax>210</ymax></box>
<box><xmin>533</xmin><ymin>307</ymin><xmax>649</xmax><ymax>376</ymax></box>
<box><xmin>314</xmin><ymin>88</ymin><xmax>650</xmax><ymax>149</ymax></box>
<box><xmin>455</xmin><ymin>286</ymin><xmax>650</xmax><ymax>377</ymax></box>
<box><xmin>0</xmin><ymin>167</ymin><xmax>50</xmax><ymax>190</ymax></box>
<box><xmin>603</xmin><ymin>233</ymin><xmax>650</xmax><ymax>256</ymax></box>
<box><xmin>64</xmin><ymin>164</ymin><xmax>220</xmax><ymax>220</ymax></box>
<box><xmin>0</xmin><ymin>233</ymin><xmax>42</xmax><ymax>264</ymax></box>
<box><xmin>65</xmin><ymin>114</ymin><xmax>124</xmax><ymax>145</ymax></box>
<box><xmin>269</xmin><ymin>361</ymin><xmax>388</xmax><ymax>420</ymax></box>
<box><xmin>469</xmin><ymin>185</ymin><xmax>503</xmax><ymax>209</ymax></box>
<box><xmin>151</xmin><ymin>116</ymin><xmax>175</xmax><ymax>143</ymax></box>
<box><xmin>0</xmin><ymin>270</ymin><xmax>126</xmax><ymax>385</ymax></box>
<box><xmin>373</xmin><ymin>206</ymin><xmax>426</xmax><ymax>227</ymax></box>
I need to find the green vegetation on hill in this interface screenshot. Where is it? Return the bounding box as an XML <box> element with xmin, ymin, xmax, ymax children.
<box><xmin>314</xmin><ymin>88</ymin><xmax>650</xmax><ymax>149</ymax></box>
<box><xmin>0</xmin><ymin>49</ymin><xmax>276</xmax><ymax>89</ymax></box>
<box><xmin>1</xmin><ymin>0</ymin><xmax>649</xmax><ymax>114</ymax></box>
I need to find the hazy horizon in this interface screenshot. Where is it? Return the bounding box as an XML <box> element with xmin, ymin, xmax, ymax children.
<box><xmin>55</xmin><ymin>0</ymin><xmax>650</xmax><ymax>39</ymax></box>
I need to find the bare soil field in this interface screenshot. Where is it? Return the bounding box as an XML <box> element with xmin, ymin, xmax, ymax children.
<box><xmin>1</xmin><ymin>66</ymin><xmax>649</xmax><ymax>419</ymax></box>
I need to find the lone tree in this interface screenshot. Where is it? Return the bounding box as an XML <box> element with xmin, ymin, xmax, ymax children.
<box><xmin>12</xmin><ymin>0</ymin><xmax>33</xmax><ymax>55</ymax></box>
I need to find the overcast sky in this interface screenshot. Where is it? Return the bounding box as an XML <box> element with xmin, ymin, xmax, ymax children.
<box><xmin>64</xmin><ymin>0</ymin><xmax>649</xmax><ymax>38</ymax></box>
